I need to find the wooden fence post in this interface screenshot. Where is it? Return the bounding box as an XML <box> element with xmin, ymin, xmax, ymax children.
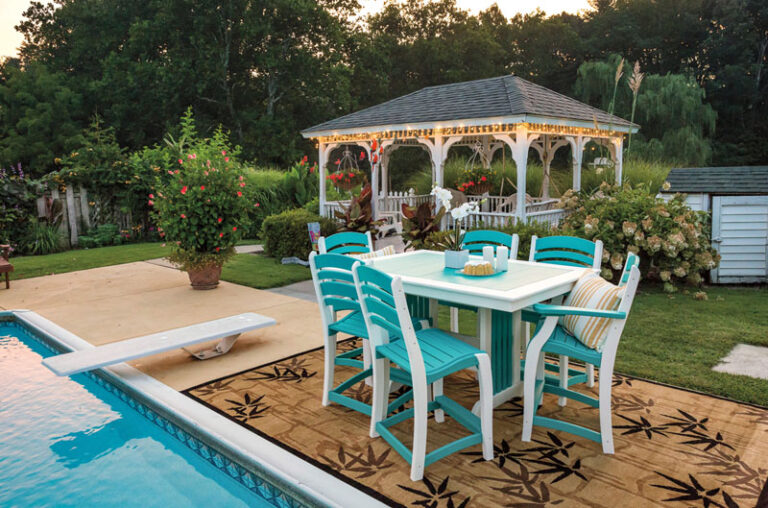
<box><xmin>79</xmin><ymin>186</ymin><xmax>91</xmax><ymax>230</ymax></box>
<box><xmin>65</xmin><ymin>186</ymin><xmax>79</xmax><ymax>246</ymax></box>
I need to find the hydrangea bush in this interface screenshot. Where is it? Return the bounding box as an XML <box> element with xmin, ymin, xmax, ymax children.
<box><xmin>559</xmin><ymin>183</ymin><xmax>719</xmax><ymax>291</ymax></box>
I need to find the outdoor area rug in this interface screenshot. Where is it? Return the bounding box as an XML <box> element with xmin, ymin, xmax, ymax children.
<box><xmin>183</xmin><ymin>339</ymin><xmax>768</xmax><ymax>507</ymax></box>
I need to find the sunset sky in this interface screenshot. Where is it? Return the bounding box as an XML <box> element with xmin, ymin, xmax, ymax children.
<box><xmin>0</xmin><ymin>0</ymin><xmax>591</xmax><ymax>58</ymax></box>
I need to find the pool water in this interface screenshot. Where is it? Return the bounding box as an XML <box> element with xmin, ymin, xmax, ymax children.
<box><xmin>0</xmin><ymin>322</ymin><xmax>274</xmax><ymax>507</ymax></box>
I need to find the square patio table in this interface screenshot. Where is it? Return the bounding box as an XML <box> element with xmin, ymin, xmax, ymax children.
<box><xmin>368</xmin><ymin>250</ymin><xmax>586</xmax><ymax>408</ymax></box>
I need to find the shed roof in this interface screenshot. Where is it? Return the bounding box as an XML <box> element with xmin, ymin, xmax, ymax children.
<box><xmin>661</xmin><ymin>166</ymin><xmax>768</xmax><ymax>195</ymax></box>
<box><xmin>302</xmin><ymin>75</ymin><xmax>637</xmax><ymax>136</ymax></box>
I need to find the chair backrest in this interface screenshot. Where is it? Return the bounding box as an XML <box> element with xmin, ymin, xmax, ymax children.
<box><xmin>619</xmin><ymin>252</ymin><xmax>640</xmax><ymax>287</ymax></box>
<box><xmin>309</xmin><ymin>252</ymin><xmax>361</xmax><ymax>330</ymax></box>
<box><xmin>529</xmin><ymin>235</ymin><xmax>603</xmax><ymax>270</ymax></box>
<box><xmin>461</xmin><ymin>230</ymin><xmax>519</xmax><ymax>259</ymax></box>
<box><xmin>318</xmin><ymin>231</ymin><xmax>373</xmax><ymax>255</ymax></box>
<box><xmin>353</xmin><ymin>264</ymin><xmax>427</xmax><ymax>385</ymax></box>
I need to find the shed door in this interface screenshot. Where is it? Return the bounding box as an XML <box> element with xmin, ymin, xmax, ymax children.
<box><xmin>711</xmin><ymin>196</ymin><xmax>768</xmax><ymax>283</ymax></box>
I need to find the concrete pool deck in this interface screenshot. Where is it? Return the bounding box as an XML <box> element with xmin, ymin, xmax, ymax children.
<box><xmin>0</xmin><ymin>261</ymin><xmax>322</xmax><ymax>390</ymax></box>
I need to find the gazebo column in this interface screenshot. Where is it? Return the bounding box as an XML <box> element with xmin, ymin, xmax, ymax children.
<box><xmin>317</xmin><ymin>142</ymin><xmax>338</xmax><ymax>217</ymax></box>
<box><xmin>611</xmin><ymin>137</ymin><xmax>624</xmax><ymax>185</ymax></box>
<box><xmin>531</xmin><ymin>136</ymin><xmax>569</xmax><ymax>199</ymax></box>
<box><xmin>566</xmin><ymin>135</ymin><xmax>590</xmax><ymax>192</ymax></box>
<box><xmin>494</xmin><ymin>126</ymin><xmax>539</xmax><ymax>223</ymax></box>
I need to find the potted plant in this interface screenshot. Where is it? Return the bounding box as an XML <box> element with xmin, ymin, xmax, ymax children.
<box><xmin>456</xmin><ymin>166</ymin><xmax>495</xmax><ymax>195</ymax></box>
<box><xmin>431</xmin><ymin>186</ymin><xmax>480</xmax><ymax>268</ymax></box>
<box><xmin>151</xmin><ymin>143</ymin><xmax>250</xmax><ymax>290</ymax></box>
<box><xmin>400</xmin><ymin>201</ymin><xmax>445</xmax><ymax>250</ymax></box>
<box><xmin>334</xmin><ymin>183</ymin><xmax>382</xmax><ymax>238</ymax></box>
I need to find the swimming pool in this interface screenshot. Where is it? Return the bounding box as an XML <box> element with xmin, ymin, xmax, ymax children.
<box><xmin>0</xmin><ymin>316</ymin><xmax>301</xmax><ymax>507</ymax></box>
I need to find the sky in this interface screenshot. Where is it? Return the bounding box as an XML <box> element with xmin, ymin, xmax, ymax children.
<box><xmin>0</xmin><ymin>0</ymin><xmax>591</xmax><ymax>58</ymax></box>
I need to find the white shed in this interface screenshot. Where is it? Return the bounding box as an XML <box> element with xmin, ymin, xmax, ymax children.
<box><xmin>660</xmin><ymin>166</ymin><xmax>768</xmax><ymax>284</ymax></box>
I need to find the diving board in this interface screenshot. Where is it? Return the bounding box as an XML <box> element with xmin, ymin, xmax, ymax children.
<box><xmin>43</xmin><ymin>313</ymin><xmax>276</xmax><ymax>376</ymax></box>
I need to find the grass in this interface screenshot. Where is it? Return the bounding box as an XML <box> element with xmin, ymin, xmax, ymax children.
<box><xmin>9</xmin><ymin>242</ymin><xmax>169</xmax><ymax>280</ymax></box>
<box><xmin>221</xmin><ymin>253</ymin><xmax>310</xmax><ymax>289</ymax></box>
<box><xmin>445</xmin><ymin>284</ymin><xmax>768</xmax><ymax>407</ymax></box>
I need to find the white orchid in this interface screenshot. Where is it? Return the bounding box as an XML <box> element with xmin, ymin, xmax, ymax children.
<box><xmin>431</xmin><ymin>185</ymin><xmax>453</xmax><ymax>212</ymax></box>
<box><xmin>450</xmin><ymin>201</ymin><xmax>479</xmax><ymax>220</ymax></box>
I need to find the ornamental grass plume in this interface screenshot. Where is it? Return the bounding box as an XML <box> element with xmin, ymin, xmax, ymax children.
<box><xmin>627</xmin><ymin>61</ymin><xmax>644</xmax><ymax>154</ymax></box>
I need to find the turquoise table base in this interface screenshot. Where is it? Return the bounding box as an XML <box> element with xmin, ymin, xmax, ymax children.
<box><xmin>406</xmin><ymin>295</ymin><xmax>515</xmax><ymax>395</ymax></box>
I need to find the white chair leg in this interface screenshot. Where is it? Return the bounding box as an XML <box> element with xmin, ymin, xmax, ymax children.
<box><xmin>322</xmin><ymin>333</ymin><xmax>337</xmax><ymax>406</ymax></box>
<box><xmin>432</xmin><ymin>379</ymin><xmax>445</xmax><ymax>423</ymax></box>
<box><xmin>475</xmin><ymin>354</ymin><xmax>494</xmax><ymax>460</ymax></box>
<box><xmin>521</xmin><ymin>346</ymin><xmax>541</xmax><ymax>442</ymax></box>
<box><xmin>558</xmin><ymin>355</ymin><xmax>569</xmax><ymax>407</ymax></box>
<box><xmin>587</xmin><ymin>364</ymin><xmax>596</xmax><ymax>387</ymax></box>
<box><xmin>450</xmin><ymin>306</ymin><xmax>459</xmax><ymax>333</ymax></box>
<box><xmin>369</xmin><ymin>357</ymin><xmax>389</xmax><ymax>438</ymax></box>
<box><xmin>599</xmin><ymin>366</ymin><xmax>615</xmax><ymax>454</ymax></box>
<box><xmin>363</xmin><ymin>338</ymin><xmax>373</xmax><ymax>386</ymax></box>
<box><xmin>410</xmin><ymin>381</ymin><xmax>429</xmax><ymax>481</ymax></box>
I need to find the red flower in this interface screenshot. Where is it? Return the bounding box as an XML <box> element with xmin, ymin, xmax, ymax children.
<box><xmin>379</xmin><ymin>146</ymin><xmax>383</xmax><ymax>154</ymax></box>
<box><xmin>174</xmin><ymin>169</ymin><xmax>179</xmax><ymax>174</ymax></box>
<box><xmin>237</xmin><ymin>191</ymin><xmax>242</xmax><ymax>197</ymax></box>
<box><xmin>359</xmin><ymin>151</ymin><xmax>365</xmax><ymax>160</ymax></box>
<box><xmin>219</xmin><ymin>232</ymin><xmax>224</xmax><ymax>238</ymax></box>
<box><xmin>239</xmin><ymin>182</ymin><xmax>246</xmax><ymax>187</ymax></box>
<box><xmin>181</xmin><ymin>186</ymin><xmax>188</xmax><ymax>195</ymax></box>
<box><xmin>149</xmin><ymin>193</ymin><xmax>154</xmax><ymax>199</ymax></box>
<box><xmin>309</xmin><ymin>166</ymin><xmax>315</xmax><ymax>173</ymax></box>
<box><xmin>335</xmin><ymin>159</ymin><xmax>341</xmax><ymax>165</ymax></box>
<box><xmin>224</xmin><ymin>157</ymin><xmax>229</xmax><ymax>162</ymax></box>
<box><xmin>469</xmin><ymin>181</ymin><xmax>475</xmax><ymax>186</ymax></box>
<box><xmin>371</xmin><ymin>140</ymin><xmax>378</xmax><ymax>150</ymax></box>
<box><xmin>480</xmin><ymin>176</ymin><xmax>487</xmax><ymax>182</ymax></box>
<box><xmin>217</xmin><ymin>217</ymin><xmax>223</xmax><ymax>223</ymax></box>
<box><xmin>348</xmin><ymin>172</ymin><xmax>354</xmax><ymax>178</ymax></box>
<box><xmin>326</xmin><ymin>175</ymin><xmax>331</xmax><ymax>180</ymax></box>
<box><xmin>302</xmin><ymin>155</ymin><xmax>308</xmax><ymax>163</ymax></box>
<box><xmin>254</xmin><ymin>203</ymin><xmax>260</xmax><ymax>207</ymax></box>
<box><xmin>216</xmin><ymin>247</ymin><xmax>220</xmax><ymax>252</ymax></box>
<box><xmin>178</xmin><ymin>159</ymin><xmax>183</xmax><ymax>164</ymax></box>
<box><xmin>181</xmin><ymin>213</ymin><xmax>186</xmax><ymax>218</ymax></box>
<box><xmin>200</xmin><ymin>185</ymin><xmax>205</xmax><ymax>190</ymax></box>
<box><xmin>372</xmin><ymin>154</ymin><xmax>378</xmax><ymax>163</ymax></box>
<box><xmin>300</xmin><ymin>160</ymin><xmax>305</xmax><ymax>166</ymax></box>
<box><xmin>232</xmin><ymin>226</ymin><xmax>237</xmax><ymax>232</ymax></box>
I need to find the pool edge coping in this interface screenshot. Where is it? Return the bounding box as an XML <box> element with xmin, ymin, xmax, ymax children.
<box><xmin>7</xmin><ymin>309</ymin><xmax>385</xmax><ymax>508</ymax></box>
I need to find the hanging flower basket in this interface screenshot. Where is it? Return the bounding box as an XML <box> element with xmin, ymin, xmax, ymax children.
<box><xmin>327</xmin><ymin>171</ymin><xmax>364</xmax><ymax>191</ymax></box>
<box><xmin>456</xmin><ymin>141</ymin><xmax>496</xmax><ymax>195</ymax></box>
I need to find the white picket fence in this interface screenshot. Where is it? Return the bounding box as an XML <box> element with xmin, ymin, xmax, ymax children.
<box><xmin>457</xmin><ymin>208</ymin><xmax>567</xmax><ymax>230</ymax></box>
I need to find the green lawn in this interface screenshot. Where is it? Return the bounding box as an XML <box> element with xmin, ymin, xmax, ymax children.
<box><xmin>446</xmin><ymin>284</ymin><xmax>768</xmax><ymax>407</ymax></box>
<box><xmin>221</xmin><ymin>253</ymin><xmax>310</xmax><ymax>289</ymax></box>
<box><xmin>8</xmin><ymin>244</ymin><xmax>768</xmax><ymax>406</ymax></box>
<box><xmin>9</xmin><ymin>243</ymin><xmax>169</xmax><ymax>280</ymax></box>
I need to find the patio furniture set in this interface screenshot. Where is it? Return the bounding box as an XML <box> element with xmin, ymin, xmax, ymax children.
<box><xmin>310</xmin><ymin>231</ymin><xmax>640</xmax><ymax>481</ymax></box>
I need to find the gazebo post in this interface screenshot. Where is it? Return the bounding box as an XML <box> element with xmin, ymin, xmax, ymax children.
<box><xmin>612</xmin><ymin>137</ymin><xmax>624</xmax><ymax>185</ymax></box>
<box><xmin>566</xmin><ymin>135</ymin><xmax>590</xmax><ymax>192</ymax></box>
<box><xmin>318</xmin><ymin>142</ymin><xmax>338</xmax><ymax>217</ymax></box>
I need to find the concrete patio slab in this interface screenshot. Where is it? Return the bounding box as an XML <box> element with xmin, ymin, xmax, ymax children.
<box><xmin>0</xmin><ymin>261</ymin><xmax>323</xmax><ymax>390</ymax></box>
<box><xmin>713</xmin><ymin>343</ymin><xmax>768</xmax><ymax>380</ymax></box>
<box><xmin>267</xmin><ymin>280</ymin><xmax>316</xmax><ymax>302</ymax></box>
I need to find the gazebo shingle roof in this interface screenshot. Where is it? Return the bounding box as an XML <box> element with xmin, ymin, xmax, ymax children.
<box><xmin>303</xmin><ymin>75</ymin><xmax>637</xmax><ymax>135</ymax></box>
<box><xmin>661</xmin><ymin>166</ymin><xmax>768</xmax><ymax>195</ymax></box>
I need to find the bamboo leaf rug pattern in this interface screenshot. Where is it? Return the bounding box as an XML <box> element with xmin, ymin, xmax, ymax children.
<box><xmin>183</xmin><ymin>339</ymin><xmax>768</xmax><ymax>507</ymax></box>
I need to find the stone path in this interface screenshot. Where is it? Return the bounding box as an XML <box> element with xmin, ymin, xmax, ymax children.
<box><xmin>713</xmin><ymin>343</ymin><xmax>768</xmax><ymax>380</ymax></box>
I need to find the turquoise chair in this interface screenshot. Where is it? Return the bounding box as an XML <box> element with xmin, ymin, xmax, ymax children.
<box><xmin>308</xmin><ymin>252</ymin><xmax>419</xmax><ymax>416</ymax></box>
<box><xmin>318</xmin><ymin>231</ymin><xmax>373</xmax><ymax>255</ymax></box>
<box><xmin>521</xmin><ymin>257</ymin><xmax>641</xmax><ymax>453</ymax></box>
<box><xmin>353</xmin><ymin>264</ymin><xmax>494</xmax><ymax>481</ymax></box>
<box><xmin>523</xmin><ymin>235</ymin><xmax>603</xmax><ymax>397</ymax></box>
<box><xmin>447</xmin><ymin>230</ymin><xmax>519</xmax><ymax>333</ymax></box>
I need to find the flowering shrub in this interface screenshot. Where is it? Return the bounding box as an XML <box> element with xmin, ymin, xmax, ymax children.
<box><xmin>456</xmin><ymin>166</ymin><xmax>496</xmax><ymax>194</ymax></box>
<box><xmin>151</xmin><ymin>143</ymin><xmax>250</xmax><ymax>271</ymax></box>
<box><xmin>559</xmin><ymin>183</ymin><xmax>719</xmax><ymax>291</ymax></box>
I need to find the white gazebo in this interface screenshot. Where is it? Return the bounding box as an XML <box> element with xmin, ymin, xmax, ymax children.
<box><xmin>301</xmin><ymin>75</ymin><xmax>638</xmax><ymax>227</ymax></box>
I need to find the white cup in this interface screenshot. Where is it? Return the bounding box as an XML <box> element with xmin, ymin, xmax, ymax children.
<box><xmin>483</xmin><ymin>246</ymin><xmax>495</xmax><ymax>270</ymax></box>
<box><xmin>497</xmin><ymin>246</ymin><xmax>509</xmax><ymax>271</ymax></box>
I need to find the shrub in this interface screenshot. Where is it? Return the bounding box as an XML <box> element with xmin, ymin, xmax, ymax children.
<box><xmin>497</xmin><ymin>221</ymin><xmax>556</xmax><ymax>260</ymax></box>
<box><xmin>0</xmin><ymin>164</ymin><xmax>42</xmax><ymax>250</ymax></box>
<box><xmin>559</xmin><ymin>183</ymin><xmax>719</xmax><ymax>290</ymax></box>
<box><xmin>261</xmin><ymin>209</ymin><xmax>336</xmax><ymax>260</ymax></box>
<box><xmin>22</xmin><ymin>219</ymin><xmax>64</xmax><ymax>255</ymax></box>
<box><xmin>78</xmin><ymin>224</ymin><xmax>123</xmax><ymax>248</ymax></box>
<box><xmin>151</xmin><ymin>114</ymin><xmax>251</xmax><ymax>271</ymax></box>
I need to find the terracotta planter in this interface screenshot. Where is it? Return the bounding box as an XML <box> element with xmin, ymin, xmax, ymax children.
<box><xmin>187</xmin><ymin>264</ymin><xmax>222</xmax><ymax>290</ymax></box>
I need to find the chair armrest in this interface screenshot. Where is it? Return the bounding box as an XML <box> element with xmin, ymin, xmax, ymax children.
<box><xmin>531</xmin><ymin>303</ymin><xmax>626</xmax><ymax>320</ymax></box>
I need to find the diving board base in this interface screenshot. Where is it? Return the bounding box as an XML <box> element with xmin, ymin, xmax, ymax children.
<box><xmin>183</xmin><ymin>334</ymin><xmax>240</xmax><ymax>360</ymax></box>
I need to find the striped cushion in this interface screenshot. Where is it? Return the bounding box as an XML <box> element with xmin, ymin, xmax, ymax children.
<box><xmin>350</xmin><ymin>245</ymin><xmax>396</xmax><ymax>260</ymax></box>
<box><xmin>560</xmin><ymin>273</ymin><xmax>623</xmax><ymax>351</ymax></box>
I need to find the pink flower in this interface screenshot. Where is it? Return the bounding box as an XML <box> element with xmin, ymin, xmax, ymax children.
<box><xmin>174</xmin><ymin>169</ymin><xmax>179</xmax><ymax>174</ymax></box>
<box><xmin>224</xmin><ymin>157</ymin><xmax>229</xmax><ymax>162</ymax></box>
<box><xmin>239</xmin><ymin>175</ymin><xmax>244</xmax><ymax>181</ymax></box>
<box><xmin>219</xmin><ymin>232</ymin><xmax>224</xmax><ymax>238</ymax></box>
<box><xmin>187</xmin><ymin>154</ymin><xmax>192</xmax><ymax>160</ymax></box>
<box><xmin>221</xmin><ymin>150</ymin><xmax>226</xmax><ymax>156</ymax></box>
<box><xmin>239</xmin><ymin>182</ymin><xmax>245</xmax><ymax>187</ymax></box>
<box><xmin>168</xmin><ymin>170</ymin><xmax>174</xmax><ymax>175</ymax></box>
<box><xmin>217</xmin><ymin>217</ymin><xmax>223</xmax><ymax>223</ymax></box>
<box><xmin>181</xmin><ymin>186</ymin><xmax>187</xmax><ymax>195</ymax></box>
<box><xmin>237</xmin><ymin>191</ymin><xmax>242</xmax><ymax>197</ymax></box>
<box><xmin>149</xmin><ymin>193</ymin><xmax>154</xmax><ymax>199</ymax></box>
<box><xmin>254</xmin><ymin>203</ymin><xmax>260</xmax><ymax>207</ymax></box>
<box><xmin>204</xmin><ymin>171</ymin><xmax>209</xmax><ymax>176</ymax></box>
<box><xmin>335</xmin><ymin>159</ymin><xmax>341</xmax><ymax>165</ymax></box>
<box><xmin>178</xmin><ymin>159</ymin><xmax>183</xmax><ymax>164</ymax></box>
<box><xmin>180</xmin><ymin>213</ymin><xmax>186</xmax><ymax>218</ymax></box>
<box><xmin>148</xmin><ymin>200</ymin><xmax>154</xmax><ymax>206</ymax></box>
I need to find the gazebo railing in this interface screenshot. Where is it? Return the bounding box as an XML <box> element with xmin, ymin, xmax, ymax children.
<box><xmin>458</xmin><ymin>207</ymin><xmax>568</xmax><ymax>230</ymax></box>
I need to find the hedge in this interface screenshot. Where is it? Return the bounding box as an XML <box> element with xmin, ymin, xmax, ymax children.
<box><xmin>261</xmin><ymin>209</ymin><xmax>337</xmax><ymax>260</ymax></box>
